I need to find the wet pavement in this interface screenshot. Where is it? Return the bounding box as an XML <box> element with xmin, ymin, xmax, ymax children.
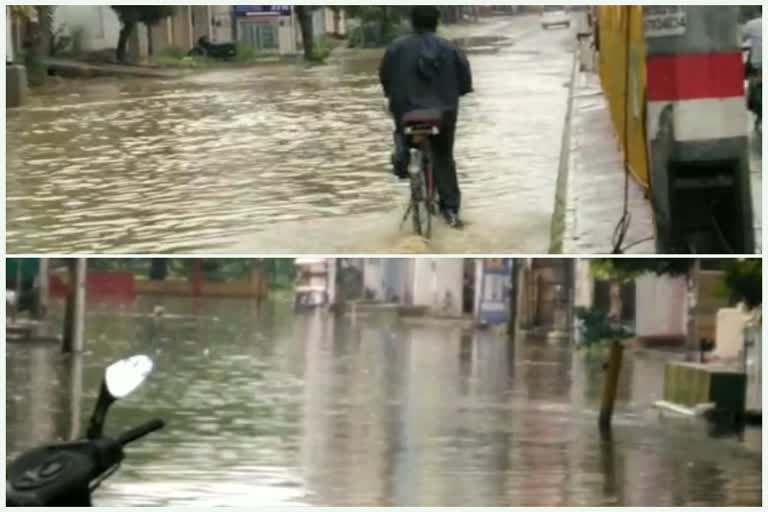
<box><xmin>7</xmin><ymin>17</ymin><xmax>574</xmax><ymax>254</ymax></box>
<box><xmin>6</xmin><ymin>297</ymin><xmax>761</xmax><ymax>506</ymax></box>
<box><xmin>562</xmin><ymin>70</ymin><xmax>656</xmax><ymax>254</ymax></box>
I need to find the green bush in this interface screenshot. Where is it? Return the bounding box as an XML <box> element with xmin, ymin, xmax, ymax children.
<box><xmin>347</xmin><ymin>21</ymin><xmax>408</xmax><ymax>48</ymax></box>
<box><xmin>575</xmin><ymin>307</ymin><xmax>634</xmax><ymax>346</ymax></box>
<box><xmin>157</xmin><ymin>46</ymin><xmax>188</xmax><ymax>60</ymax></box>
<box><xmin>724</xmin><ymin>259</ymin><xmax>761</xmax><ymax>309</ymax></box>
<box><xmin>155</xmin><ymin>55</ymin><xmax>210</xmax><ymax>69</ymax></box>
<box><xmin>311</xmin><ymin>35</ymin><xmax>336</xmax><ymax>62</ymax></box>
<box><xmin>234</xmin><ymin>42</ymin><xmax>275</xmax><ymax>63</ymax></box>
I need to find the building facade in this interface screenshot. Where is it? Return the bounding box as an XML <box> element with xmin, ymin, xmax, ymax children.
<box><xmin>298</xmin><ymin>259</ymin><xmax>513</xmax><ymax>325</ymax></box>
<box><xmin>49</xmin><ymin>5</ymin><xmax>346</xmax><ymax>60</ymax></box>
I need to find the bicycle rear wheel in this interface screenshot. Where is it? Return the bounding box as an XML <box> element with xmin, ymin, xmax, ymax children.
<box><xmin>411</xmin><ymin>173</ymin><xmax>431</xmax><ymax>238</ymax></box>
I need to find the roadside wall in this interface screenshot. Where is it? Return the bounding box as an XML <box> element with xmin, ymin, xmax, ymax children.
<box><xmin>53</xmin><ymin>6</ymin><xmax>121</xmax><ymax>52</ymax></box>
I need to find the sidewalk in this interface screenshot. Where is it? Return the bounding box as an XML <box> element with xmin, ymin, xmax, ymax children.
<box><xmin>560</xmin><ymin>69</ymin><xmax>656</xmax><ymax>254</ymax></box>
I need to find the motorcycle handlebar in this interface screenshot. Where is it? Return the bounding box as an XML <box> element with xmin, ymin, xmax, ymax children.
<box><xmin>118</xmin><ymin>419</ymin><xmax>165</xmax><ymax>446</ymax></box>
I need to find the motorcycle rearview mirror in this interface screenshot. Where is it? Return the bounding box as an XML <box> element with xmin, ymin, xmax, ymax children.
<box><xmin>86</xmin><ymin>355</ymin><xmax>153</xmax><ymax>439</ymax></box>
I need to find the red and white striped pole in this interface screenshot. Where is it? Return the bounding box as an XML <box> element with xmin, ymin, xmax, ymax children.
<box><xmin>645</xmin><ymin>6</ymin><xmax>754</xmax><ymax>253</ymax></box>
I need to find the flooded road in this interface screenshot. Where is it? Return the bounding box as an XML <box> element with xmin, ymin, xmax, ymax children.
<box><xmin>7</xmin><ymin>17</ymin><xmax>573</xmax><ymax>253</ymax></box>
<box><xmin>6</xmin><ymin>296</ymin><xmax>761</xmax><ymax>506</ymax></box>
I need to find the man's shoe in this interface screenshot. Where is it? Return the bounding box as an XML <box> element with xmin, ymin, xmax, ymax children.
<box><xmin>443</xmin><ymin>210</ymin><xmax>464</xmax><ymax>229</ymax></box>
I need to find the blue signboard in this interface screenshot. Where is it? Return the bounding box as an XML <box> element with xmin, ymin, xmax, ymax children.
<box><xmin>234</xmin><ymin>6</ymin><xmax>292</xmax><ymax>17</ymax></box>
<box><xmin>477</xmin><ymin>259</ymin><xmax>512</xmax><ymax>326</ymax></box>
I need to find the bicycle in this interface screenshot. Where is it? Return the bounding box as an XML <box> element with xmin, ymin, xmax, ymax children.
<box><xmin>399</xmin><ymin>109</ymin><xmax>442</xmax><ymax>239</ymax></box>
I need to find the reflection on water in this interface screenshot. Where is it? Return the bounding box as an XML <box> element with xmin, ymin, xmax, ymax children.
<box><xmin>8</xmin><ymin>18</ymin><xmax>573</xmax><ymax>253</ymax></box>
<box><xmin>6</xmin><ymin>297</ymin><xmax>761</xmax><ymax>506</ymax></box>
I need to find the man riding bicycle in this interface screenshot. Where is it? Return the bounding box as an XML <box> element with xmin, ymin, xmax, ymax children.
<box><xmin>379</xmin><ymin>6</ymin><xmax>474</xmax><ymax>229</ymax></box>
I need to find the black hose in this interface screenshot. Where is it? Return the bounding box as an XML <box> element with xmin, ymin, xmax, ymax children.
<box><xmin>611</xmin><ymin>7</ymin><xmax>634</xmax><ymax>254</ymax></box>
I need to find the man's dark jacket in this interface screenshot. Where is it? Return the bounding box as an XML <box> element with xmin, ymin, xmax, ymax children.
<box><xmin>379</xmin><ymin>31</ymin><xmax>473</xmax><ymax>121</ymax></box>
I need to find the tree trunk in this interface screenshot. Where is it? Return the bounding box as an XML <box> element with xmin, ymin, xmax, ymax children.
<box><xmin>146</xmin><ymin>23</ymin><xmax>154</xmax><ymax>59</ymax></box>
<box><xmin>116</xmin><ymin>21</ymin><xmax>135</xmax><ymax>63</ymax></box>
<box><xmin>295</xmin><ymin>6</ymin><xmax>315</xmax><ymax>62</ymax></box>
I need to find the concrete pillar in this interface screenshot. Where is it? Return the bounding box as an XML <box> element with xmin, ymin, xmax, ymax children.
<box><xmin>645</xmin><ymin>6</ymin><xmax>754</xmax><ymax>253</ymax></box>
<box><xmin>6</xmin><ymin>64</ymin><xmax>28</xmax><ymax>108</ymax></box>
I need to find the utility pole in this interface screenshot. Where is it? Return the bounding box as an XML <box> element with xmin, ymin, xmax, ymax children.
<box><xmin>508</xmin><ymin>259</ymin><xmax>521</xmax><ymax>337</ymax></box>
<box><xmin>685</xmin><ymin>259</ymin><xmax>702</xmax><ymax>362</ymax></box>
<box><xmin>599</xmin><ymin>340</ymin><xmax>624</xmax><ymax>430</ymax></box>
<box><xmin>36</xmin><ymin>258</ymin><xmax>49</xmax><ymax>319</ymax></box>
<box><xmin>62</xmin><ymin>259</ymin><xmax>87</xmax><ymax>354</ymax></box>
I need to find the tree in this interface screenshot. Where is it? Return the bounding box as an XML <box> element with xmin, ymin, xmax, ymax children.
<box><xmin>723</xmin><ymin>259</ymin><xmax>761</xmax><ymax>310</ymax></box>
<box><xmin>111</xmin><ymin>6</ymin><xmax>174</xmax><ymax>63</ymax></box>
<box><xmin>294</xmin><ymin>6</ymin><xmax>317</xmax><ymax>62</ymax></box>
<box><xmin>344</xmin><ymin>6</ymin><xmax>411</xmax><ymax>48</ymax></box>
<box><xmin>14</xmin><ymin>6</ymin><xmax>55</xmax><ymax>85</ymax></box>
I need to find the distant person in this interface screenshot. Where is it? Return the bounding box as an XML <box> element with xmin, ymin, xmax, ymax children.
<box><xmin>743</xmin><ymin>12</ymin><xmax>762</xmax><ymax>130</ymax></box>
<box><xmin>379</xmin><ymin>6</ymin><xmax>474</xmax><ymax>229</ymax></box>
<box><xmin>743</xmin><ymin>13</ymin><xmax>762</xmax><ymax>77</ymax></box>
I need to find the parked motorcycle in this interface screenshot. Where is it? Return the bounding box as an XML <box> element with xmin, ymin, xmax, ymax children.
<box><xmin>189</xmin><ymin>36</ymin><xmax>238</xmax><ymax>61</ymax></box>
<box><xmin>6</xmin><ymin>355</ymin><xmax>164</xmax><ymax>507</ymax></box>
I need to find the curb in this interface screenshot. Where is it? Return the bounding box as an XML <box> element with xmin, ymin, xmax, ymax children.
<box><xmin>549</xmin><ymin>50</ymin><xmax>580</xmax><ymax>254</ymax></box>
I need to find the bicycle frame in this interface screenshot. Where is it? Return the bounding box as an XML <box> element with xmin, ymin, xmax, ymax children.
<box><xmin>400</xmin><ymin>128</ymin><xmax>439</xmax><ymax>238</ymax></box>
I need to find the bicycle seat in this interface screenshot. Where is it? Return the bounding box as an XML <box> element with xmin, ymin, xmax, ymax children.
<box><xmin>402</xmin><ymin>109</ymin><xmax>443</xmax><ymax>128</ymax></box>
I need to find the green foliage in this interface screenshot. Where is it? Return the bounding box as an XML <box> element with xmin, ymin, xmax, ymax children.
<box><xmin>345</xmin><ymin>6</ymin><xmax>411</xmax><ymax>48</ymax></box>
<box><xmin>155</xmin><ymin>54</ymin><xmax>210</xmax><ymax>69</ymax></box>
<box><xmin>575</xmin><ymin>306</ymin><xmax>634</xmax><ymax>346</ymax></box>
<box><xmin>79</xmin><ymin>259</ymin><xmax>295</xmax><ymax>287</ymax></box>
<box><xmin>723</xmin><ymin>259</ymin><xmax>761</xmax><ymax>309</ymax></box>
<box><xmin>739</xmin><ymin>6</ymin><xmax>762</xmax><ymax>23</ymax></box>
<box><xmin>590</xmin><ymin>259</ymin><xmax>696</xmax><ymax>282</ymax></box>
<box><xmin>158</xmin><ymin>46</ymin><xmax>187</xmax><ymax>60</ymax></box>
<box><xmin>311</xmin><ymin>35</ymin><xmax>339</xmax><ymax>62</ymax></box>
<box><xmin>233</xmin><ymin>42</ymin><xmax>276</xmax><ymax>63</ymax></box>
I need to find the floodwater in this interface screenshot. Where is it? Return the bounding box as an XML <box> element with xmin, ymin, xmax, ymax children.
<box><xmin>7</xmin><ymin>17</ymin><xmax>573</xmax><ymax>253</ymax></box>
<box><xmin>6</xmin><ymin>297</ymin><xmax>761</xmax><ymax>506</ymax></box>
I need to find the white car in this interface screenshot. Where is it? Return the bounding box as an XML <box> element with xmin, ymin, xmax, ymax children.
<box><xmin>542</xmin><ymin>9</ymin><xmax>571</xmax><ymax>30</ymax></box>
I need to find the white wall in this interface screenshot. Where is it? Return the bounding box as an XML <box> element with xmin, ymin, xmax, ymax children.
<box><xmin>211</xmin><ymin>6</ymin><xmax>234</xmax><ymax>43</ymax></box>
<box><xmin>312</xmin><ymin>9</ymin><xmax>325</xmax><ymax>37</ymax></box>
<box><xmin>714</xmin><ymin>308</ymin><xmax>749</xmax><ymax>360</ymax></box>
<box><xmin>54</xmin><ymin>6</ymin><xmax>122</xmax><ymax>52</ymax></box>
<box><xmin>6</xmin><ymin>8</ymin><xmax>13</xmax><ymax>63</ymax></box>
<box><xmin>411</xmin><ymin>259</ymin><xmax>463</xmax><ymax>317</ymax></box>
<box><xmin>363</xmin><ymin>259</ymin><xmax>385</xmax><ymax>301</ymax></box>
<box><xmin>635</xmin><ymin>274</ymin><xmax>688</xmax><ymax>338</ymax></box>
<box><xmin>573</xmin><ymin>259</ymin><xmax>594</xmax><ymax>309</ymax></box>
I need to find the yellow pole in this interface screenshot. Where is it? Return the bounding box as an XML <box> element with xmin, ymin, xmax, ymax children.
<box><xmin>599</xmin><ymin>340</ymin><xmax>624</xmax><ymax>430</ymax></box>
